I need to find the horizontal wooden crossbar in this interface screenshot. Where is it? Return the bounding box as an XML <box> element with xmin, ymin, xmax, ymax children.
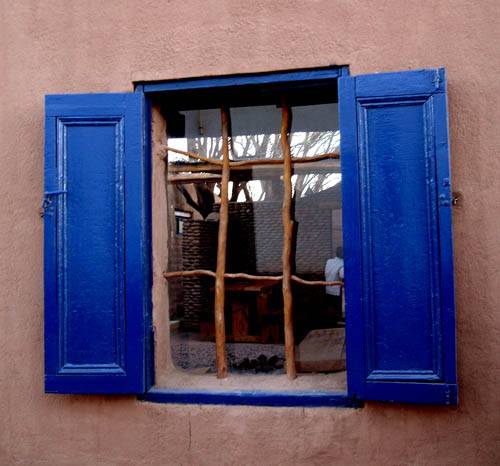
<box><xmin>158</xmin><ymin>145</ymin><xmax>223</xmax><ymax>166</ymax></box>
<box><xmin>227</xmin><ymin>152</ymin><xmax>339</xmax><ymax>167</ymax></box>
<box><xmin>167</xmin><ymin>162</ymin><xmax>341</xmax><ymax>179</ymax></box>
<box><xmin>167</xmin><ymin>173</ymin><xmax>222</xmax><ymax>183</ymax></box>
<box><xmin>159</xmin><ymin>145</ymin><xmax>339</xmax><ymax>170</ymax></box>
<box><xmin>163</xmin><ymin>269</ymin><xmax>343</xmax><ymax>287</ymax></box>
<box><xmin>291</xmin><ymin>276</ymin><xmax>344</xmax><ymax>287</ymax></box>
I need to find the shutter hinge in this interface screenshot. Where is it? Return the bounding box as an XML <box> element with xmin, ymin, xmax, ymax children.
<box><xmin>433</xmin><ymin>70</ymin><xmax>441</xmax><ymax>90</ymax></box>
<box><xmin>438</xmin><ymin>193</ymin><xmax>450</xmax><ymax>207</ymax></box>
<box><xmin>39</xmin><ymin>190</ymin><xmax>67</xmax><ymax>218</ymax></box>
<box><xmin>433</xmin><ymin>69</ymin><xmax>445</xmax><ymax>92</ymax></box>
<box><xmin>438</xmin><ymin>192</ymin><xmax>461</xmax><ymax>207</ymax></box>
<box><xmin>439</xmin><ymin>178</ymin><xmax>461</xmax><ymax>207</ymax></box>
<box><xmin>444</xmin><ymin>384</ymin><xmax>458</xmax><ymax>405</ymax></box>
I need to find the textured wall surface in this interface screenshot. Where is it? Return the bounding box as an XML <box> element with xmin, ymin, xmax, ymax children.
<box><xmin>1</xmin><ymin>1</ymin><xmax>500</xmax><ymax>465</ymax></box>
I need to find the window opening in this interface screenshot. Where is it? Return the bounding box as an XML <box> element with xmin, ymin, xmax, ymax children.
<box><xmin>175</xmin><ymin>210</ymin><xmax>191</xmax><ymax>235</ymax></box>
<box><xmin>160</xmin><ymin>92</ymin><xmax>343</xmax><ymax>382</ymax></box>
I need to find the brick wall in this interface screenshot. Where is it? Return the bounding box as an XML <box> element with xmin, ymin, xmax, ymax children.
<box><xmin>220</xmin><ymin>200</ymin><xmax>336</xmax><ymax>274</ymax></box>
<box><xmin>180</xmin><ymin>220</ymin><xmax>218</xmax><ymax>330</ymax></box>
<box><xmin>179</xmin><ymin>199</ymin><xmax>340</xmax><ymax>329</ymax></box>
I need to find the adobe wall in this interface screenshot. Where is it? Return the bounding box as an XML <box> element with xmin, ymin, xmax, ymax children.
<box><xmin>1</xmin><ymin>1</ymin><xmax>500</xmax><ymax>464</ymax></box>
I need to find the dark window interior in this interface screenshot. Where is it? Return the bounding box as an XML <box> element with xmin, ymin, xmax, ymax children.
<box><xmin>155</xmin><ymin>80</ymin><xmax>346</xmax><ymax>378</ymax></box>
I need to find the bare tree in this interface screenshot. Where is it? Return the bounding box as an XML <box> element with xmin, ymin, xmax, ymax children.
<box><xmin>173</xmin><ymin>127</ymin><xmax>340</xmax><ymax>216</ymax></box>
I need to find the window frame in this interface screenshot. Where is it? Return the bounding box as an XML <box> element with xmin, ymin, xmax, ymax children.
<box><xmin>136</xmin><ymin>66</ymin><xmax>360</xmax><ymax>407</ymax></box>
<box><xmin>43</xmin><ymin>66</ymin><xmax>456</xmax><ymax>405</ymax></box>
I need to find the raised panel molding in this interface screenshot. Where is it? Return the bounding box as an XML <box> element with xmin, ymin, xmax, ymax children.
<box><xmin>357</xmin><ymin>95</ymin><xmax>443</xmax><ymax>382</ymax></box>
<box><xmin>56</xmin><ymin>117</ymin><xmax>126</xmax><ymax>374</ymax></box>
<box><xmin>45</xmin><ymin>92</ymin><xmax>146</xmax><ymax>394</ymax></box>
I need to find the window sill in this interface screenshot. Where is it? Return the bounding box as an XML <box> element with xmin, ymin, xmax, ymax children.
<box><xmin>139</xmin><ymin>387</ymin><xmax>362</xmax><ymax>408</ymax></box>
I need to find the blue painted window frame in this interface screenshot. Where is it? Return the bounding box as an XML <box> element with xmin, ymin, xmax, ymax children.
<box><xmin>132</xmin><ymin>65</ymin><xmax>457</xmax><ymax>407</ymax></box>
<box><xmin>136</xmin><ymin>66</ymin><xmax>359</xmax><ymax>407</ymax></box>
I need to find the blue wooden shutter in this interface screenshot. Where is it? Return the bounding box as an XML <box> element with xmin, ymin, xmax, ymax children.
<box><xmin>44</xmin><ymin>93</ymin><xmax>148</xmax><ymax>394</ymax></box>
<box><xmin>339</xmin><ymin>69</ymin><xmax>457</xmax><ymax>404</ymax></box>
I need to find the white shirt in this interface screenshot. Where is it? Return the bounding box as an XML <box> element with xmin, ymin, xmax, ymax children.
<box><xmin>325</xmin><ymin>257</ymin><xmax>344</xmax><ymax>296</ymax></box>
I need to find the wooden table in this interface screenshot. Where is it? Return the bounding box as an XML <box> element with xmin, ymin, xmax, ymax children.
<box><xmin>208</xmin><ymin>279</ymin><xmax>281</xmax><ymax>343</ymax></box>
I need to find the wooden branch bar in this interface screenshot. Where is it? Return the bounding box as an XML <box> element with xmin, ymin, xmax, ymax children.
<box><xmin>163</xmin><ymin>269</ymin><xmax>216</xmax><ymax>279</ymax></box>
<box><xmin>280</xmin><ymin>102</ymin><xmax>296</xmax><ymax>380</ymax></box>
<box><xmin>167</xmin><ymin>163</ymin><xmax>228</xmax><ymax>174</ymax></box>
<box><xmin>227</xmin><ymin>152</ymin><xmax>339</xmax><ymax>167</ymax></box>
<box><xmin>167</xmin><ymin>152</ymin><xmax>339</xmax><ymax>173</ymax></box>
<box><xmin>224</xmin><ymin>273</ymin><xmax>281</xmax><ymax>281</ymax></box>
<box><xmin>163</xmin><ymin>270</ymin><xmax>343</xmax><ymax>287</ymax></box>
<box><xmin>168</xmin><ymin>163</ymin><xmax>341</xmax><ymax>181</ymax></box>
<box><xmin>167</xmin><ymin>173</ymin><xmax>222</xmax><ymax>184</ymax></box>
<box><xmin>158</xmin><ymin>144</ymin><xmax>223</xmax><ymax>166</ymax></box>
<box><xmin>214</xmin><ymin>106</ymin><xmax>231</xmax><ymax>378</ymax></box>
<box><xmin>291</xmin><ymin>276</ymin><xmax>344</xmax><ymax>287</ymax></box>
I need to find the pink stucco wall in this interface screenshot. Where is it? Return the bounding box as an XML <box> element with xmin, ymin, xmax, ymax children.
<box><xmin>1</xmin><ymin>1</ymin><xmax>500</xmax><ymax>464</ymax></box>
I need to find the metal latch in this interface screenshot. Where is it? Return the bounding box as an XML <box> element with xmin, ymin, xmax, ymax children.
<box><xmin>39</xmin><ymin>190</ymin><xmax>66</xmax><ymax>217</ymax></box>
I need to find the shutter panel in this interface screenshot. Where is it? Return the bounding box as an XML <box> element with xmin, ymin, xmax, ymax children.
<box><xmin>44</xmin><ymin>93</ymin><xmax>148</xmax><ymax>394</ymax></box>
<box><xmin>339</xmin><ymin>69</ymin><xmax>457</xmax><ymax>404</ymax></box>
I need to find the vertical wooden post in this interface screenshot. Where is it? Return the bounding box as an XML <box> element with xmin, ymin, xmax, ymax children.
<box><xmin>214</xmin><ymin>105</ymin><xmax>230</xmax><ymax>378</ymax></box>
<box><xmin>151</xmin><ymin>105</ymin><xmax>174</xmax><ymax>374</ymax></box>
<box><xmin>280</xmin><ymin>101</ymin><xmax>297</xmax><ymax>380</ymax></box>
